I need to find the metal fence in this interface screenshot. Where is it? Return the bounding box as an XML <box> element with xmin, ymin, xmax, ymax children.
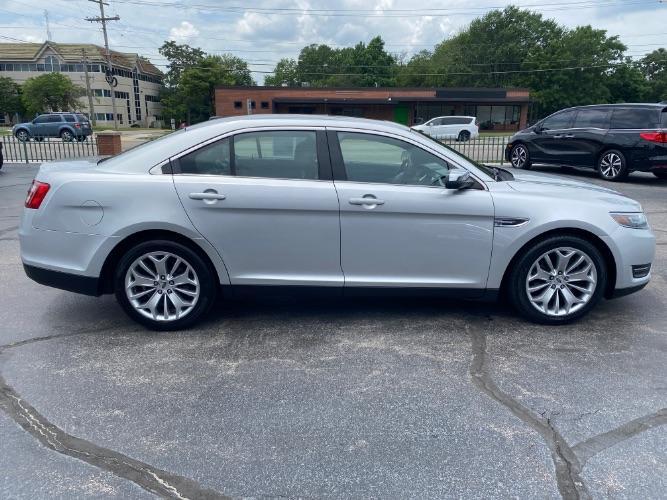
<box><xmin>1</xmin><ymin>135</ymin><xmax>99</xmax><ymax>163</ymax></box>
<box><xmin>439</xmin><ymin>135</ymin><xmax>510</xmax><ymax>164</ymax></box>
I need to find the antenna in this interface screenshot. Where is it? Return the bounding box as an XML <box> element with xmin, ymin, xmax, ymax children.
<box><xmin>44</xmin><ymin>10</ymin><xmax>52</xmax><ymax>41</ymax></box>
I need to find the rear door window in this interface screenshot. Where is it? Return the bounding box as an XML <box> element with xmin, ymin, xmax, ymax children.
<box><xmin>610</xmin><ymin>108</ymin><xmax>660</xmax><ymax>129</ymax></box>
<box><xmin>541</xmin><ymin>110</ymin><xmax>576</xmax><ymax>131</ymax></box>
<box><xmin>178</xmin><ymin>138</ymin><xmax>231</xmax><ymax>176</ymax></box>
<box><xmin>234</xmin><ymin>131</ymin><xmax>319</xmax><ymax>180</ymax></box>
<box><xmin>573</xmin><ymin>109</ymin><xmax>610</xmax><ymax>129</ymax></box>
<box><xmin>661</xmin><ymin>110</ymin><xmax>667</xmax><ymax>128</ymax></box>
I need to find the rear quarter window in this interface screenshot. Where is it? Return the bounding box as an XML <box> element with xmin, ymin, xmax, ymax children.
<box><xmin>662</xmin><ymin>110</ymin><xmax>667</xmax><ymax>128</ymax></box>
<box><xmin>610</xmin><ymin>108</ymin><xmax>660</xmax><ymax>129</ymax></box>
<box><xmin>63</xmin><ymin>114</ymin><xmax>76</xmax><ymax>123</ymax></box>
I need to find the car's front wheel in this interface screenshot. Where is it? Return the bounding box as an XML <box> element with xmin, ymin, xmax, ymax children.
<box><xmin>508</xmin><ymin>236</ymin><xmax>606</xmax><ymax>324</ymax></box>
<box><xmin>15</xmin><ymin>129</ymin><xmax>29</xmax><ymax>142</ymax></box>
<box><xmin>114</xmin><ymin>240</ymin><xmax>216</xmax><ymax>330</ymax></box>
<box><xmin>510</xmin><ymin>143</ymin><xmax>531</xmax><ymax>169</ymax></box>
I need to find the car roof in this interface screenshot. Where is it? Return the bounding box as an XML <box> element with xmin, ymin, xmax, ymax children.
<box><xmin>568</xmin><ymin>103</ymin><xmax>667</xmax><ymax>111</ymax></box>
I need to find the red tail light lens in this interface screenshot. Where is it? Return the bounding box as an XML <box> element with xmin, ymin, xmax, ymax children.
<box><xmin>25</xmin><ymin>180</ymin><xmax>50</xmax><ymax>209</ymax></box>
<box><xmin>74</xmin><ymin>123</ymin><xmax>81</xmax><ymax>128</ymax></box>
<box><xmin>640</xmin><ymin>131</ymin><xmax>667</xmax><ymax>143</ymax></box>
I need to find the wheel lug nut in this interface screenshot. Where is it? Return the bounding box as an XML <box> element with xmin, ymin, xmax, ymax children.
<box><xmin>549</xmin><ymin>276</ymin><xmax>554</xmax><ymax>280</ymax></box>
<box><xmin>153</xmin><ymin>281</ymin><xmax>158</xmax><ymax>286</ymax></box>
<box><xmin>551</xmin><ymin>284</ymin><xmax>556</xmax><ymax>289</ymax></box>
<box><xmin>167</xmin><ymin>289</ymin><xmax>172</xmax><ymax>294</ymax></box>
<box><xmin>169</xmin><ymin>280</ymin><xmax>174</xmax><ymax>285</ymax></box>
<box><xmin>160</xmin><ymin>275</ymin><xmax>165</xmax><ymax>280</ymax></box>
<box><xmin>560</xmin><ymin>285</ymin><xmax>565</xmax><ymax>289</ymax></box>
<box><xmin>157</xmin><ymin>290</ymin><xmax>163</xmax><ymax>294</ymax></box>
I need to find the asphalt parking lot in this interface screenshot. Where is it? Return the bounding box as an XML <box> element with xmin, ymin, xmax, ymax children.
<box><xmin>0</xmin><ymin>163</ymin><xmax>665</xmax><ymax>499</ymax></box>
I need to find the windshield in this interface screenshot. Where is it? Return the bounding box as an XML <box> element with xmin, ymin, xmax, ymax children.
<box><xmin>410</xmin><ymin>129</ymin><xmax>497</xmax><ymax>178</ymax></box>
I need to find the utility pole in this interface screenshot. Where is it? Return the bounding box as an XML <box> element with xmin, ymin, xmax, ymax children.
<box><xmin>82</xmin><ymin>48</ymin><xmax>96</xmax><ymax>126</ymax></box>
<box><xmin>85</xmin><ymin>0</ymin><xmax>119</xmax><ymax>129</ymax></box>
<box><xmin>44</xmin><ymin>10</ymin><xmax>52</xmax><ymax>41</ymax></box>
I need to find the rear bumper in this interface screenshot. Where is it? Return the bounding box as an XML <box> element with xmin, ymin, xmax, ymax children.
<box><xmin>23</xmin><ymin>263</ymin><xmax>101</xmax><ymax>296</ymax></box>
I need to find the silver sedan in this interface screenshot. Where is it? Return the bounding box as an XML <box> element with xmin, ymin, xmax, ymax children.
<box><xmin>19</xmin><ymin>115</ymin><xmax>655</xmax><ymax>330</ymax></box>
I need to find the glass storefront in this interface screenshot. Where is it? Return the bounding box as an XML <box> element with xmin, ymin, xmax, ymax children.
<box><xmin>464</xmin><ymin>105</ymin><xmax>521</xmax><ymax>130</ymax></box>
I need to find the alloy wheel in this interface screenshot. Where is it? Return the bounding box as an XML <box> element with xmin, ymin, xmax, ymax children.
<box><xmin>599</xmin><ymin>152</ymin><xmax>622</xmax><ymax>179</ymax></box>
<box><xmin>525</xmin><ymin>247</ymin><xmax>597</xmax><ymax>317</ymax></box>
<box><xmin>16</xmin><ymin>130</ymin><xmax>29</xmax><ymax>142</ymax></box>
<box><xmin>511</xmin><ymin>146</ymin><xmax>527</xmax><ymax>168</ymax></box>
<box><xmin>124</xmin><ymin>251</ymin><xmax>200</xmax><ymax>322</ymax></box>
<box><xmin>61</xmin><ymin>131</ymin><xmax>73</xmax><ymax>141</ymax></box>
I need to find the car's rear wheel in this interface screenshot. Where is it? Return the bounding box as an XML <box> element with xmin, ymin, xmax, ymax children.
<box><xmin>60</xmin><ymin>129</ymin><xmax>74</xmax><ymax>142</ymax></box>
<box><xmin>598</xmin><ymin>150</ymin><xmax>628</xmax><ymax>181</ymax></box>
<box><xmin>457</xmin><ymin>130</ymin><xmax>471</xmax><ymax>142</ymax></box>
<box><xmin>15</xmin><ymin>129</ymin><xmax>29</xmax><ymax>142</ymax></box>
<box><xmin>114</xmin><ymin>240</ymin><xmax>216</xmax><ymax>330</ymax></box>
<box><xmin>508</xmin><ymin>236</ymin><xmax>606</xmax><ymax>324</ymax></box>
<box><xmin>76</xmin><ymin>135</ymin><xmax>86</xmax><ymax>142</ymax></box>
<box><xmin>510</xmin><ymin>143</ymin><xmax>531</xmax><ymax>169</ymax></box>
<box><xmin>652</xmin><ymin>170</ymin><xmax>667</xmax><ymax>179</ymax></box>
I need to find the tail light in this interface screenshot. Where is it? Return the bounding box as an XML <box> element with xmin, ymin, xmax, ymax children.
<box><xmin>25</xmin><ymin>180</ymin><xmax>50</xmax><ymax>209</ymax></box>
<box><xmin>640</xmin><ymin>131</ymin><xmax>667</xmax><ymax>143</ymax></box>
<box><xmin>74</xmin><ymin>123</ymin><xmax>81</xmax><ymax>128</ymax></box>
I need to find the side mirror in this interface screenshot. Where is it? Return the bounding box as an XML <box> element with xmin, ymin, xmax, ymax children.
<box><xmin>534</xmin><ymin>124</ymin><xmax>543</xmax><ymax>134</ymax></box>
<box><xmin>445</xmin><ymin>169</ymin><xmax>474</xmax><ymax>190</ymax></box>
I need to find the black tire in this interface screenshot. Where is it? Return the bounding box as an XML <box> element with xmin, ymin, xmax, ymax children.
<box><xmin>510</xmin><ymin>143</ymin><xmax>532</xmax><ymax>169</ymax></box>
<box><xmin>508</xmin><ymin>235</ymin><xmax>607</xmax><ymax>325</ymax></box>
<box><xmin>652</xmin><ymin>170</ymin><xmax>667</xmax><ymax>180</ymax></box>
<box><xmin>597</xmin><ymin>149</ymin><xmax>628</xmax><ymax>181</ymax></box>
<box><xmin>457</xmin><ymin>130</ymin><xmax>471</xmax><ymax>142</ymax></box>
<box><xmin>76</xmin><ymin>135</ymin><xmax>86</xmax><ymax>142</ymax></box>
<box><xmin>60</xmin><ymin>129</ymin><xmax>74</xmax><ymax>142</ymax></box>
<box><xmin>15</xmin><ymin>129</ymin><xmax>30</xmax><ymax>142</ymax></box>
<box><xmin>114</xmin><ymin>240</ymin><xmax>217</xmax><ymax>331</ymax></box>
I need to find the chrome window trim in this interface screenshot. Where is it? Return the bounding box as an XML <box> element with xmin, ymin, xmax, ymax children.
<box><xmin>326</xmin><ymin>126</ymin><xmax>490</xmax><ymax>190</ymax></box>
<box><xmin>168</xmin><ymin>126</ymin><xmax>327</xmax><ymax>183</ymax></box>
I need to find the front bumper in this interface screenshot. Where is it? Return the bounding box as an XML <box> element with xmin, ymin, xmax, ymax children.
<box><xmin>602</xmin><ymin>225</ymin><xmax>655</xmax><ymax>296</ymax></box>
<box><xmin>23</xmin><ymin>264</ymin><xmax>101</xmax><ymax>296</ymax></box>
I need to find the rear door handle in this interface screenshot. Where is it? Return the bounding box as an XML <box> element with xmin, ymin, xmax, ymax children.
<box><xmin>349</xmin><ymin>197</ymin><xmax>385</xmax><ymax>206</ymax></box>
<box><xmin>189</xmin><ymin>192</ymin><xmax>226</xmax><ymax>201</ymax></box>
<box><xmin>564</xmin><ymin>134</ymin><xmax>575</xmax><ymax>138</ymax></box>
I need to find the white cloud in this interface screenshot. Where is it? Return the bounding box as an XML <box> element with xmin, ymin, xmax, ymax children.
<box><xmin>169</xmin><ymin>21</ymin><xmax>199</xmax><ymax>41</ymax></box>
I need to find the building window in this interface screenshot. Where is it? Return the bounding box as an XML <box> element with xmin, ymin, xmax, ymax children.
<box><xmin>93</xmin><ymin>89</ymin><xmax>112</xmax><ymax>97</ymax></box>
<box><xmin>44</xmin><ymin>56</ymin><xmax>60</xmax><ymax>72</ymax></box>
<box><xmin>261</xmin><ymin>101</ymin><xmax>269</xmax><ymax>109</ymax></box>
<box><xmin>234</xmin><ymin>101</ymin><xmax>242</xmax><ymax>109</ymax></box>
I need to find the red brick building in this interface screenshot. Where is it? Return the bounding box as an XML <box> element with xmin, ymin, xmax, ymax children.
<box><xmin>214</xmin><ymin>86</ymin><xmax>531</xmax><ymax>131</ymax></box>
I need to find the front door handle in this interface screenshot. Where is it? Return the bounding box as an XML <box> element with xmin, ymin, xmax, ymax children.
<box><xmin>349</xmin><ymin>196</ymin><xmax>385</xmax><ymax>206</ymax></box>
<box><xmin>552</xmin><ymin>134</ymin><xmax>564</xmax><ymax>139</ymax></box>
<box><xmin>563</xmin><ymin>134</ymin><xmax>575</xmax><ymax>138</ymax></box>
<box><xmin>189</xmin><ymin>192</ymin><xmax>226</xmax><ymax>201</ymax></box>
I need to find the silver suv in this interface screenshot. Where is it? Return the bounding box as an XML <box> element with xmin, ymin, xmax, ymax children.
<box><xmin>19</xmin><ymin>115</ymin><xmax>655</xmax><ymax>330</ymax></box>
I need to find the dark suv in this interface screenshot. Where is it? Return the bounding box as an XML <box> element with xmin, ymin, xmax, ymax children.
<box><xmin>12</xmin><ymin>112</ymin><xmax>93</xmax><ymax>142</ymax></box>
<box><xmin>505</xmin><ymin>104</ymin><xmax>667</xmax><ymax>180</ymax></box>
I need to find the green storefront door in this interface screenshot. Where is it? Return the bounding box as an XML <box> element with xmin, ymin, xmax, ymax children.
<box><xmin>393</xmin><ymin>104</ymin><xmax>409</xmax><ymax>125</ymax></box>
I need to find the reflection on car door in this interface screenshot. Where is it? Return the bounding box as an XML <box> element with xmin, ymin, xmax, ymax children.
<box><xmin>328</xmin><ymin>130</ymin><xmax>494</xmax><ymax>290</ymax></box>
<box><xmin>32</xmin><ymin>115</ymin><xmax>49</xmax><ymax>136</ymax></box>
<box><xmin>531</xmin><ymin>110</ymin><xmax>577</xmax><ymax>164</ymax></box>
<box><xmin>568</xmin><ymin>108</ymin><xmax>610</xmax><ymax>167</ymax></box>
<box><xmin>172</xmin><ymin>129</ymin><xmax>343</xmax><ymax>287</ymax></box>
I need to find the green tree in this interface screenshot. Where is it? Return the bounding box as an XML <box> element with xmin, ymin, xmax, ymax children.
<box><xmin>640</xmin><ymin>48</ymin><xmax>667</xmax><ymax>102</ymax></box>
<box><xmin>605</xmin><ymin>59</ymin><xmax>649</xmax><ymax>103</ymax></box>
<box><xmin>268</xmin><ymin>36</ymin><xmax>398</xmax><ymax>87</ymax></box>
<box><xmin>0</xmin><ymin>76</ymin><xmax>24</xmax><ymax>122</ymax></box>
<box><xmin>158</xmin><ymin>41</ymin><xmax>205</xmax><ymax>87</ymax></box>
<box><xmin>264</xmin><ymin>58</ymin><xmax>299</xmax><ymax>86</ymax></box>
<box><xmin>167</xmin><ymin>54</ymin><xmax>254</xmax><ymax>124</ymax></box>
<box><xmin>21</xmin><ymin>73</ymin><xmax>84</xmax><ymax>117</ymax></box>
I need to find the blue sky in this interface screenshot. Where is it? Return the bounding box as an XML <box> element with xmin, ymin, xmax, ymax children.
<box><xmin>0</xmin><ymin>0</ymin><xmax>665</xmax><ymax>83</ymax></box>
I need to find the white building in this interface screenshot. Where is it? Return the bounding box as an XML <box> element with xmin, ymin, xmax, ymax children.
<box><xmin>0</xmin><ymin>42</ymin><xmax>163</xmax><ymax>127</ymax></box>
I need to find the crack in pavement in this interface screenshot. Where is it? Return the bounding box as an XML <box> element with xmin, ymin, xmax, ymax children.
<box><xmin>0</xmin><ymin>329</ymin><xmax>230</xmax><ymax>500</ymax></box>
<box><xmin>572</xmin><ymin>408</ymin><xmax>667</xmax><ymax>466</ymax></box>
<box><xmin>469</xmin><ymin>324</ymin><xmax>666</xmax><ymax>500</ymax></box>
<box><xmin>468</xmin><ymin>327</ymin><xmax>591</xmax><ymax>500</ymax></box>
<box><xmin>0</xmin><ymin>374</ymin><xmax>228</xmax><ymax>499</ymax></box>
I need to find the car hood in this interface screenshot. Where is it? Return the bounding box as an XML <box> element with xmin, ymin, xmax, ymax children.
<box><xmin>506</xmin><ymin>170</ymin><xmax>642</xmax><ymax>210</ymax></box>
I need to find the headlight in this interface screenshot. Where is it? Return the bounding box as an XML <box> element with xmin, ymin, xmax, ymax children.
<box><xmin>610</xmin><ymin>212</ymin><xmax>649</xmax><ymax>229</ymax></box>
